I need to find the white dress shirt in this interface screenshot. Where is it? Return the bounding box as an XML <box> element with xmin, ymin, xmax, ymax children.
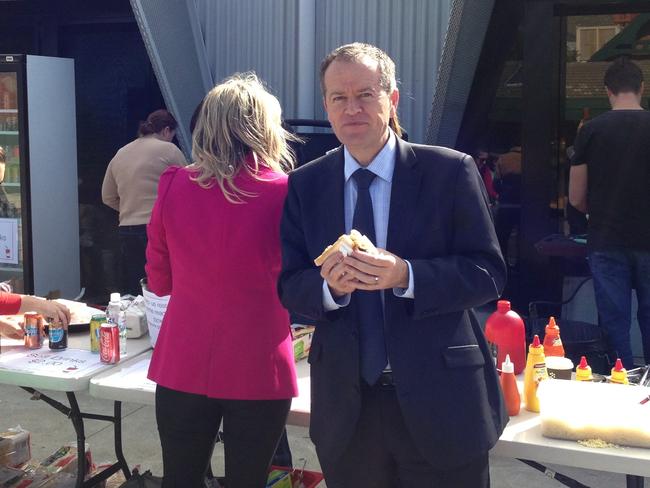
<box><xmin>322</xmin><ymin>130</ymin><xmax>415</xmax><ymax>311</ymax></box>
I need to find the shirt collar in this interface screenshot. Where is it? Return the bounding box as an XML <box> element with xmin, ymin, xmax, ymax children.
<box><xmin>344</xmin><ymin>130</ymin><xmax>396</xmax><ymax>184</ymax></box>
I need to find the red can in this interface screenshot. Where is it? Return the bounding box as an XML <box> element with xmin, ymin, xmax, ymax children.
<box><xmin>99</xmin><ymin>323</ymin><xmax>120</xmax><ymax>364</ymax></box>
<box><xmin>23</xmin><ymin>312</ymin><xmax>43</xmax><ymax>349</ymax></box>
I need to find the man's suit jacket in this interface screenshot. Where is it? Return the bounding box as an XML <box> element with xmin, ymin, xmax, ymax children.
<box><xmin>278</xmin><ymin>138</ymin><xmax>508</xmax><ymax>469</ymax></box>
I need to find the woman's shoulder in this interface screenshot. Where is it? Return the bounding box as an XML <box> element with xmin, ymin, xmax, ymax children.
<box><xmin>159</xmin><ymin>165</ymin><xmax>195</xmax><ymax>189</ymax></box>
<box><xmin>251</xmin><ymin>168</ymin><xmax>288</xmax><ymax>197</ymax></box>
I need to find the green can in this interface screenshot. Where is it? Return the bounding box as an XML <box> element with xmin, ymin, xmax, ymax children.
<box><xmin>89</xmin><ymin>313</ymin><xmax>107</xmax><ymax>353</ymax></box>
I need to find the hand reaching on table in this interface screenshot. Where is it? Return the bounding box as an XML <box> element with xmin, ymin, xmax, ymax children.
<box><xmin>19</xmin><ymin>296</ymin><xmax>71</xmax><ymax>327</ymax></box>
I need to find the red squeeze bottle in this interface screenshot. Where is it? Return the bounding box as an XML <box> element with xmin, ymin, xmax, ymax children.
<box><xmin>542</xmin><ymin>316</ymin><xmax>565</xmax><ymax>357</ymax></box>
<box><xmin>485</xmin><ymin>300</ymin><xmax>526</xmax><ymax>374</ymax></box>
<box><xmin>500</xmin><ymin>354</ymin><xmax>521</xmax><ymax>416</ymax></box>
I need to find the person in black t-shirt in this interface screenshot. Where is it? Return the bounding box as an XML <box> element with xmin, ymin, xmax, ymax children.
<box><xmin>569</xmin><ymin>58</ymin><xmax>650</xmax><ymax>368</ymax></box>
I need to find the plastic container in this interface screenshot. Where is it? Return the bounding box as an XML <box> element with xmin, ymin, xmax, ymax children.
<box><xmin>538</xmin><ymin>379</ymin><xmax>650</xmax><ymax>448</ymax></box>
<box><xmin>500</xmin><ymin>354</ymin><xmax>521</xmax><ymax>416</ymax></box>
<box><xmin>575</xmin><ymin>356</ymin><xmax>593</xmax><ymax>382</ymax></box>
<box><xmin>524</xmin><ymin>335</ymin><xmax>548</xmax><ymax>413</ymax></box>
<box><xmin>484</xmin><ymin>300</ymin><xmax>526</xmax><ymax>374</ymax></box>
<box><xmin>610</xmin><ymin>358</ymin><xmax>629</xmax><ymax>385</ymax></box>
<box><xmin>542</xmin><ymin>316</ymin><xmax>565</xmax><ymax>357</ymax></box>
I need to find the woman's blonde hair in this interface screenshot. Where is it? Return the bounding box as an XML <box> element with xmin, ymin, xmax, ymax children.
<box><xmin>190</xmin><ymin>73</ymin><xmax>297</xmax><ymax>202</ymax></box>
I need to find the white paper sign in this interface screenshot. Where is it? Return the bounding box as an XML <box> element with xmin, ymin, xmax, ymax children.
<box><xmin>0</xmin><ymin>347</ymin><xmax>106</xmax><ymax>378</ymax></box>
<box><xmin>0</xmin><ymin>218</ymin><xmax>18</xmax><ymax>264</ymax></box>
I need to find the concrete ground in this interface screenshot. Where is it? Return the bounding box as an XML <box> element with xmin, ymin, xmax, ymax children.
<box><xmin>0</xmin><ymin>384</ymin><xmax>647</xmax><ymax>487</ymax></box>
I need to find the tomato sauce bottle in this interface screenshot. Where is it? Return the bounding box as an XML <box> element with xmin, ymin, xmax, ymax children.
<box><xmin>500</xmin><ymin>354</ymin><xmax>521</xmax><ymax>416</ymax></box>
<box><xmin>542</xmin><ymin>316</ymin><xmax>565</xmax><ymax>357</ymax></box>
<box><xmin>485</xmin><ymin>300</ymin><xmax>526</xmax><ymax>374</ymax></box>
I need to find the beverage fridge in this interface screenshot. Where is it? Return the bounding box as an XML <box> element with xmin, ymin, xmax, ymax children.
<box><xmin>0</xmin><ymin>55</ymin><xmax>80</xmax><ymax>298</ymax></box>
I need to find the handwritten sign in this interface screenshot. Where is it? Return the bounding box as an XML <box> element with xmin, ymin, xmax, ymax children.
<box><xmin>0</xmin><ymin>347</ymin><xmax>106</xmax><ymax>378</ymax></box>
<box><xmin>0</xmin><ymin>218</ymin><xmax>18</xmax><ymax>264</ymax></box>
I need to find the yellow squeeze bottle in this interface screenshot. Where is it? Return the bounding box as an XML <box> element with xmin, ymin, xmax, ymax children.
<box><xmin>610</xmin><ymin>358</ymin><xmax>629</xmax><ymax>385</ymax></box>
<box><xmin>524</xmin><ymin>335</ymin><xmax>548</xmax><ymax>413</ymax></box>
<box><xmin>575</xmin><ymin>356</ymin><xmax>593</xmax><ymax>382</ymax></box>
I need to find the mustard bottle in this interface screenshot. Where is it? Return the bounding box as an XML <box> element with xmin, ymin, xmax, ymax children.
<box><xmin>610</xmin><ymin>358</ymin><xmax>629</xmax><ymax>385</ymax></box>
<box><xmin>575</xmin><ymin>355</ymin><xmax>593</xmax><ymax>382</ymax></box>
<box><xmin>524</xmin><ymin>334</ymin><xmax>548</xmax><ymax>413</ymax></box>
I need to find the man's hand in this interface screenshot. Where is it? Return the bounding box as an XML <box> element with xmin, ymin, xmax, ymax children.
<box><xmin>343</xmin><ymin>249</ymin><xmax>409</xmax><ymax>291</ymax></box>
<box><xmin>320</xmin><ymin>251</ymin><xmax>358</xmax><ymax>297</ymax></box>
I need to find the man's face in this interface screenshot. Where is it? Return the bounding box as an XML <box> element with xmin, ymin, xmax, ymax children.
<box><xmin>323</xmin><ymin>58</ymin><xmax>399</xmax><ymax>163</ymax></box>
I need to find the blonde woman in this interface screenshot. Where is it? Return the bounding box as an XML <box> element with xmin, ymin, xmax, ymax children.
<box><xmin>145</xmin><ymin>74</ymin><xmax>298</xmax><ymax>488</ymax></box>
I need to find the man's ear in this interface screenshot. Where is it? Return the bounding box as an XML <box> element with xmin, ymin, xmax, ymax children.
<box><xmin>389</xmin><ymin>89</ymin><xmax>400</xmax><ymax>117</ymax></box>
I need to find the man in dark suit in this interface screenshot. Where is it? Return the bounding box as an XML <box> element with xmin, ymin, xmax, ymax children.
<box><xmin>278</xmin><ymin>43</ymin><xmax>507</xmax><ymax>488</ymax></box>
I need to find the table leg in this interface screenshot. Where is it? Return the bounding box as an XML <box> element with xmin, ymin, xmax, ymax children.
<box><xmin>19</xmin><ymin>388</ymin><xmax>131</xmax><ymax>487</ymax></box>
<box><xmin>627</xmin><ymin>475</ymin><xmax>644</xmax><ymax>488</ymax></box>
<box><xmin>517</xmin><ymin>459</ymin><xmax>590</xmax><ymax>488</ymax></box>
<box><xmin>113</xmin><ymin>401</ymin><xmax>131</xmax><ymax>479</ymax></box>
<box><xmin>65</xmin><ymin>392</ymin><xmax>88</xmax><ymax>488</ymax></box>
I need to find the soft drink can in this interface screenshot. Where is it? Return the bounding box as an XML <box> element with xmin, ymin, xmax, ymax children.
<box><xmin>48</xmin><ymin>320</ymin><xmax>67</xmax><ymax>350</ymax></box>
<box><xmin>100</xmin><ymin>323</ymin><xmax>120</xmax><ymax>364</ymax></box>
<box><xmin>89</xmin><ymin>313</ymin><xmax>106</xmax><ymax>353</ymax></box>
<box><xmin>23</xmin><ymin>312</ymin><xmax>43</xmax><ymax>349</ymax></box>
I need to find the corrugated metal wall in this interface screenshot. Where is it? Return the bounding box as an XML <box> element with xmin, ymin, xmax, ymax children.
<box><xmin>193</xmin><ymin>0</ymin><xmax>452</xmax><ymax>143</ymax></box>
<box><xmin>194</xmin><ymin>0</ymin><xmax>300</xmax><ymax>118</ymax></box>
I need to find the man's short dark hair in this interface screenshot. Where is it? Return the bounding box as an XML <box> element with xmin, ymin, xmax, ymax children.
<box><xmin>604</xmin><ymin>57</ymin><xmax>644</xmax><ymax>95</ymax></box>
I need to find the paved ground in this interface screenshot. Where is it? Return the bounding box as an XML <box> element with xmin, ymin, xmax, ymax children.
<box><xmin>0</xmin><ymin>384</ymin><xmax>647</xmax><ymax>487</ymax></box>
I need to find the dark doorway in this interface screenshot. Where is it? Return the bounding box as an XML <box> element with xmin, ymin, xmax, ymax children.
<box><xmin>462</xmin><ymin>0</ymin><xmax>650</xmax><ymax>313</ymax></box>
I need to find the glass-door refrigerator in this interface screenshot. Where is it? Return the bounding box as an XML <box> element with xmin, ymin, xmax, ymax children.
<box><xmin>0</xmin><ymin>55</ymin><xmax>79</xmax><ymax>298</ymax></box>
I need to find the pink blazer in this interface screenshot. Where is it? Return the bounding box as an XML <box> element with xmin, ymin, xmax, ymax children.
<box><xmin>146</xmin><ymin>162</ymin><xmax>297</xmax><ymax>400</ymax></box>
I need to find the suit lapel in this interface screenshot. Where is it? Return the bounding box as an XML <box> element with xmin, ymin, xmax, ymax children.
<box><xmin>387</xmin><ymin>139</ymin><xmax>423</xmax><ymax>257</ymax></box>
<box><xmin>320</xmin><ymin>147</ymin><xmax>346</xmax><ymax>243</ymax></box>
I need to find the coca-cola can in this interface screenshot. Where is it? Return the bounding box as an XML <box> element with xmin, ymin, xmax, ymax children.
<box><xmin>99</xmin><ymin>323</ymin><xmax>120</xmax><ymax>364</ymax></box>
<box><xmin>23</xmin><ymin>312</ymin><xmax>43</xmax><ymax>349</ymax></box>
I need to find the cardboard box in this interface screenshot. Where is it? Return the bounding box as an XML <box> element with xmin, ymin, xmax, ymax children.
<box><xmin>291</xmin><ymin>325</ymin><xmax>315</xmax><ymax>362</ymax></box>
<box><xmin>0</xmin><ymin>428</ymin><xmax>30</xmax><ymax>467</ymax></box>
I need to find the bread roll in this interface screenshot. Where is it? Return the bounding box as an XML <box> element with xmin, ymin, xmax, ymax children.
<box><xmin>313</xmin><ymin>229</ymin><xmax>378</xmax><ymax>266</ymax></box>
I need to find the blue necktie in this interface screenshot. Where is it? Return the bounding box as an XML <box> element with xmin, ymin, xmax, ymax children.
<box><xmin>352</xmin><ymin>169</ymin><xmax>387</xmax><ymax>385</ymax></box>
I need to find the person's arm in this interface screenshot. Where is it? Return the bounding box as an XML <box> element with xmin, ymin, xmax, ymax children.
<box><xmin>145</xmin><ymin>167</ymin><xmax>178</xmax><ymax>296</ymax></box>
<box><xmin>278</xmin><ymin>174</ymin><xmax>340</xmax><ymax>321</ymax></box>
<box><xmin>0</xmin><ymin>293</ymin><xmax>71</xmax><ymax>338</ymax></box>
<box><xmin>101</xmin><ymin>162</ymin><xmax>119</xmax><ymax>211</ymax></box>
<box><xmin>0</xmin><ymin>161</ymin><xmax>6</xmax><ymax>183</ymax></box>
<box><xmin>168</xmin><ymin>145</ymin><xmax>188</xmax><ymax>167</ymax></box>
<box><xmin>18</xmin><ymin>296</ymin><xmax>70</xmax><ymax>326</ymax></box>
<box><xmin>569</xmin><ymin>164</ymin><xmax>588</xmax><ymax>213</ymax></box>
<box><xmin>407</xmin><ymin>156</ymin><xmax>505</xmax><ymax>317</ymax></box>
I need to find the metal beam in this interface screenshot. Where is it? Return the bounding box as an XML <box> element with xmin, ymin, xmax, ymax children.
<box><xmin>426</xmin><ymin>0</ymin><xmax>495</xmax><ymax>147</ymax></box>
<box><xmin>129</xmin><ymin>0</ymin><xmax>213</xmax><ymax>156</ymax></box>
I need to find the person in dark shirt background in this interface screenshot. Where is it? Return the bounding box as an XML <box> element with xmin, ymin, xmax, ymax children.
<box><xmin>569</xmin><ymin>57</ymin><xmax>650</xmax><ymax>368</ymax></box>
